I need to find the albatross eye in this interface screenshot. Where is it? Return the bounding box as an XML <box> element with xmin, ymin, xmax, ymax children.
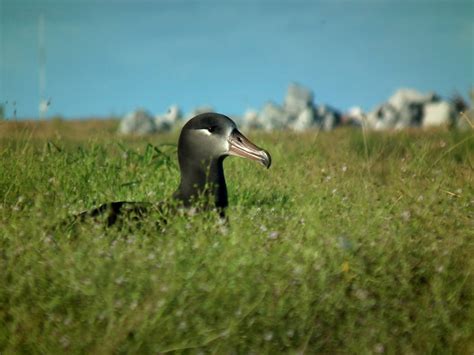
<box><xmin>207</xmin><ymin>126</ymin><xmax>217</xmax><ymax>133</ymax></box>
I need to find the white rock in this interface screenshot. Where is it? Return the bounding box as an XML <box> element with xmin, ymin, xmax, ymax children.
<box><xmin>366</xmin><ymin>103</ymin><xmax>399</xmax><ymax>130</ymax></box>
<box><xmin>388</xmin><ymin>88</ymin><xmax>437</xmax><ymax>111</ymax></box>
<box><xmin>118</xmin><ymin>109</ymin><xmax>156</xmax><ymax>135</ymax></box>
<box><xmin>242</xmin><ymin>109</ymin><xmax>262</xmax><ymax>130</ymax></box>
<box><xmin>317</xmin><ymin>104</ymin><xmax>341</xmax><ymax>131</ymax></box>
<box><xmin>389</xmin><ymin>88</ymin><xmax>437</xmax><ymax>128</ymax></box>
<box><xmin>347</xmin><ymin>106</ymin><xmax>364</xmax><ymax>121</ymax></box>
<box><xmin>259</xmin><ymin>102</ymin><xmax>291</xmax><ymax>131</ymax></box>
<box><xmin>290</xmin><ymin>107</ymin><xmax>318</xmax><ymax>131</ymax></box>
<box><xmin>345</xmin><ymin>106</ymin><xmax>365</xmax><ymax>126</ymax></box>
<box><xmin>423</xmin><ymin>101</ymin><xmax>455</xmax><ymax>128</ymax></box>
<box><xmin>284</xmin><ymin>83</ymin><xmax>314</xmax><ymax>116</ymax></box>
<box><xmin>155</xmin><ymin>105</ymin><xmax>182</xmax><ymax>132</ymax></box>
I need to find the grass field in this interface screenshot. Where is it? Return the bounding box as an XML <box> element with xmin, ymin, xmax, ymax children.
<box><xmin>0</xmin><ymin>120</ymin><xmax>473</xmax><ymax>353</ymax></box>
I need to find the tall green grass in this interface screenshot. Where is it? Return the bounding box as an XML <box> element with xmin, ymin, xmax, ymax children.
<box><xmin>0</xmin><ymin>127</ymin><xmax>473</xmax><ymax>353</ymax></box>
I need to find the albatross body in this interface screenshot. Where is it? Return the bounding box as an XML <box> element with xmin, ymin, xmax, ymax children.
<box><xmin>76</xmin><ymin>113</ymin><xmax>271</xmax><ymax>226</ymax></box>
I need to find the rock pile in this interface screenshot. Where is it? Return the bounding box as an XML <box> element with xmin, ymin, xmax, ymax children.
<box><xmin>361</xmin><ymin>88</ymin><xmax>457</xmax><ymax>130</ymax></box>
<box><xmin>242</xmin><ymin>83</ymin><xmax>341</xmax><ymax>131</ymax></box>
<box><xmin>118</xmin><ymin>86</ymin><xmax>471</xmax><ymax>134</ymax></box>
<box><xmin>118</xmin><ymin>109</ymin><xmax>157</xmax><ymax>135</ymax></box>
<box><xmin>155</xmin><ymin>105</ymin><xmax>182</xmax><ymax>131</ymax></box>
<box><xmin>119</xmin><ymin>106</ymin><xmax>183</xmax><ymax>135</ymax></box>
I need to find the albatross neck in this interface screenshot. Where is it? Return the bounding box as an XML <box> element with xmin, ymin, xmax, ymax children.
<box><xmin>174</xmin><ymin>156</ymin><xmax>228</xmax><ymax>209</ymax></box>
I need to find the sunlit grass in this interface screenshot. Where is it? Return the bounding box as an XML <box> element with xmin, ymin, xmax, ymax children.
<box><xmin>0</xmin><ymin>121</ymin><xmax>473</xmax><ymax>353</ymax></box>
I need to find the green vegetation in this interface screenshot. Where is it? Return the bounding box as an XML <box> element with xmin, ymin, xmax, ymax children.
<box><xmin>0</xmin><ymin>122</ymin><xmax>473</xmax><ymax>353</ymax></box>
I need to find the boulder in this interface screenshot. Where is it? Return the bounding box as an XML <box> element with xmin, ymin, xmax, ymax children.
<box><xmin>366</xmin><ymin>103</ymin><xmax>399</xmax><ymax>130</ymax></box>
<box><xmin>317</xmin><ymin>104</ymin><xmax>341</xmax><ymax>131</ymax></box>
<box><xmin>388</xmin><ymin>88</ymin><xmax>436</xmax><ymax>108</ymax></box>
<box><xmin>284</xmin><ymin>83</ymin><xmax>314</xmax><ymax>116</ymax></box>
<box><xmin>290</xmin><ymin>106</ymin><xmax>318</xmax><ymax>131</ymax></box>
<box><xmin>365</xmin><ymin>89</ymin><xmax>446</xmax><ymax>130</ymax></box>
<box><xmin>388</xmin><ymin>88</ymin><xmax>438</xmax><ymax>127</ymax></box>
<box><xmin>118</xmin><ymin>109</ymin><xmax>156</xmax><ymax>135</ymax></box>
<box><xmin>344</xmin><ymin>106</ymin><xmax>365</xmax><ymax>127</ymax></box>
<box><xmin>155</xmin><ymin>105</ymin><xmax>182</xmax><ymax>131</ymax></box>
<box><xmin>259</xmin><ymin>102</ymin><xmax>291</xmax><ymax>131</ymax></box>
<box><xmin>242</xmin><ymin>109</ymin><xmax>262</xmax><ymax>130</ymax></box>
<box><xmin>422</xmin><ymin>101</ymin><xmax>455</xmax><ymax>128</ymax></box>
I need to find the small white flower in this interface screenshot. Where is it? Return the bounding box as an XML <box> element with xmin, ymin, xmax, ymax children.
<box><xmin>354</xmin><ymin>288</ymin><xmax>368</xmax><ymax>301</ymax></box>
<box><xmin>263</xmin><ymin>331</ymin><xmax>273</xmax><ymax>341</ymax></box>
<box><xmin>268</xmin><ymin>231</ymin><xmax>280</xmax><ymax>240</ymax></box>
<box><xmin>60</xmin><ymin>336</ymin><xmax>70</xmax><ymax>348</ymax></box>
<box><xmin>401</xmin><ymin>211</ymin><xmax>411</xmax><ymax>221</ymax></box>
<box><xmin>293</xmin><ymin>265</ymin><xmax>303</xmax><ymax>275</ymax></box>
<box><xmin>374</xmin><ymin>343</ymin><xmax>385</xmax><ymax>353</ymax></box>
<box><xmin>43</xmin><ymin>235</ymin><xmax>53</xmax><ymax>244</ymax></box>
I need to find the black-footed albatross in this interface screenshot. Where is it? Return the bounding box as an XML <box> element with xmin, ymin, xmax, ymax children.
<box><xmin>74</xmin><ymin>112</ymin><xmax>271</xmax><ymax>226</ymax></box>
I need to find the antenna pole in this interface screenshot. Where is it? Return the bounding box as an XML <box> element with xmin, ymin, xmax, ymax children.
<box><xmin>38</xmin><ymin>13</ymin><xmax>47</xmax><ymax>119</ymax></box>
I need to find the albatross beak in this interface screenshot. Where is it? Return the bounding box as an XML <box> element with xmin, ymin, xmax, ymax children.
<box><xmin>227</xmin><ymin>129</ymin><xmax>272</xmax><ymax>169</ymax></box>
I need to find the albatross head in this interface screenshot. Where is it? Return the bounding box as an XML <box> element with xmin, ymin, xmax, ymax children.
<box><xmin>178</xmin><ymin>112</ymin><xmax>271</xmax><ymax>168</ymax></box>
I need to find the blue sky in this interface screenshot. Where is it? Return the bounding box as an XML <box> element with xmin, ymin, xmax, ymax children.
<box><xmin>1</xmin><ymin>0</ymin><xmax>473</xmax><ymax>119</ymax></box>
